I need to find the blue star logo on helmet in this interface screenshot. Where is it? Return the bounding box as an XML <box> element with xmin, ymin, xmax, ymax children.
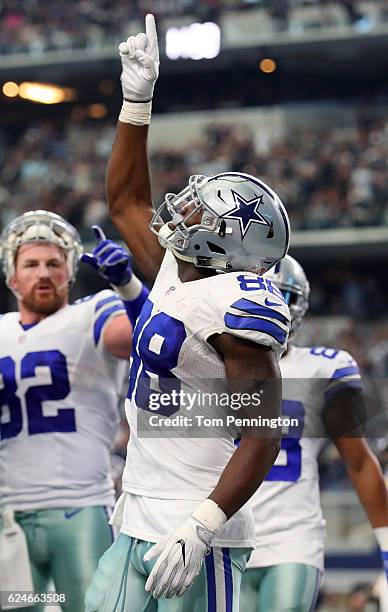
<box><xmin>223</xmin><ymin>191</ymin><xmax>271</xmax><ymax>238</ymax></box>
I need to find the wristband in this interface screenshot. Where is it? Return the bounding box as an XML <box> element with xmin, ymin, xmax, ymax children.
<box><xmin>192</xmin><ymin>499</ymin><xmax>227</xmax><ymax>533</ymax></box>
<box><xmin>119</xmin><ymin>100</ymin><xmax>152</xmax><ymax>125</ymax></box>
<box><xmin>112</xmin><ymin>276</ymin><xmax>149</xmax><ymax>327</ymax></box>
<box><xmin>112</xmin><ymin>274</ymin><xmax>143</xmax><ymax>300</ymax></box>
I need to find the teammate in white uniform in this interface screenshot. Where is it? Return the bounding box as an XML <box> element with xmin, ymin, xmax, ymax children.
<box><xmin>0</xmin><ymin>211</ymin><xmax>133</xmax><ymax>612</ymax></box>
<box><xmin>85</xmin><ymin>15</ymin><xmax>291</xmax><ymax>612</ymax></box>
<box><xmin>240</xmin><ymin>256</ymin><xmax>388</xmax><ymax>612</ymax></box>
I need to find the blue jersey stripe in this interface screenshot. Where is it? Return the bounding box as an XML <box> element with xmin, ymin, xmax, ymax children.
<box><xmin>222</xmin><ymin>548</ymin><xmax>233</xmax><ymax>612</ymax></box>
<box><xmin>93</xmin><ymin>303</ymin><xmax>125</xmax><ymax>345</ymax></box>
<box><xmin>230</xmin><ymin>298</ymin><xmax>288</xmax><ymax>325</ymax></box>
<box><xmin>382</xmin><ymin>550</ymin><xmax>388</xmax><ymax>571</ymax></box>
<box><xmin>225</xmin><ymin>313</ymin><xmax>287</xmax><ymax>345</ymax></box>
<box><xmin>205</xmin><ymin>550</ymin><xmax>216</xmax><ymax>612</ymax></box>
<box><xmin>95</xmin><ymin>294</ymin><xmax>122</xmax><ymax>312</ymax></box>
<box><xmin>331</xmin><ymin>365</ymin><xmax>360</xmax><ymax>380</ymax></box>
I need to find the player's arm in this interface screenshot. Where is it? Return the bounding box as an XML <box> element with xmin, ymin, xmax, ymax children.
<box><xmin>333</xmin><ymin>436</ymin><xmax>388</xmax><ymax>528</ymax></box>
<box><xmin>334</xmin><ymin>437</ymin><xmax>388</xmax><ymax>581</ymax></box>
<box><xmin>103</xmin><ymin>314</ymin><xmax>133</xmax><ymax>359</ymax></box>
<box><xmin>107</xmin><ymin>14</ymin><xmax>164</xmax><ymax>282</ymax></box>
<box><xmin>82</xmin><ymin>225</ymin><xmax>152</xmax><ymax>358</ymax></box>
<box><xmin>144</xmin><ymin>335</ymin><xmax>281</xmax><ymax>599</ymax></box>
<box><xmin>82</xmin><ymin>225</ymin><xmax>149</xmax><ymax>328</ymax></box>
<box><xmin>207</xmin><ymin>332</ymin><xmax>281</xmax><ymax>517</ymax></box>
<box><xmin>324</xmin><ymin>387</ymin><xmax>388</xmax><ymax>579</ymax></box>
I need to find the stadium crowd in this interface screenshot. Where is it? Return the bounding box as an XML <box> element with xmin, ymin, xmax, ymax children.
<box><xmin>0</xmin><ymin>0</ymin><xmax>370</xmax><ymax>56</ymax></box>
<box><xmin>1</xmin><ymin>117</ymin><xmax>388</xmax><ymax>237</ymax></box>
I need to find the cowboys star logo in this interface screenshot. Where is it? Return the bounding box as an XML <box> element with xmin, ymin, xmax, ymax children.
<box><xmin>223</xmin><ymin>190</ymin><xmax>271</xmax><ymax>238</ymax></box>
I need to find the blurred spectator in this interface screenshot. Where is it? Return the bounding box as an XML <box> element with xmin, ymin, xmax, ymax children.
<box><xmin>0</xmin><ymin>0</ymin><xmax>368</xmax><ymax>56</ymax></box>
<box><xmin>2</xmin><ymin>117</ymin><xmax>388</xmax><ymax>242</ymax></box>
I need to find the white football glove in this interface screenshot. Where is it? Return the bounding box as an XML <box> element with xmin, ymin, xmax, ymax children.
<box><xmin>143</xmin><ymin>500</ymin><xmax>227</xmax><ymax>599</ymax></box>
<box><xmin>119</xmin><ymin>13</ymin><xmax>159</xmax><ymax>102</ymax></box>
<box><xmin>375</xmin><ymin>527</ymin><xmax>388</xmax><ymax>583</ymax></box>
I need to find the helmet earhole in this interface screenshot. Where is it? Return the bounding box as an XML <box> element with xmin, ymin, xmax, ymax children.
<box><xmin>194</xmin><ymin>244</ymin><xmax>200</xmax><ymax>251</ymax></box>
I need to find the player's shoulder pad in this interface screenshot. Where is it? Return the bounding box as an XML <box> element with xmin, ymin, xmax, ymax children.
<box><xmin>72</xmin><ymin>289</ymin><xmax>122</xmax><ymax>310</ymax></box>
<box><xmin>208</xmin><ymin>272</ymin><xmax>290</xmax><ymax>350</ymax></box>
<box><xmin>309</xmin><ymin>346</ymin><xmax>362</xmax><ymax>395</ymax></box>
<box><xmin>73</xmin><ymin>290</ymin><xmax>125</xmax><ymax>345</ymax></box>
<box><xmin>309</xmin><ymin>346</ymin><xmax>359</xmax><ymax>371</ymax></box>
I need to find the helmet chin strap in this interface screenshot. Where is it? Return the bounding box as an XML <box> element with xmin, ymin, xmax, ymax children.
<box><xmin>169</xmin><ymin>248</ymin><xmax>196</xmax><ymax>264</ymax></box>
<box><xmin>169</xmin><ymin>247</ymin><xmax>229</xmax><ymax>272</ymax></box>
<box><xmin>159</xmin><ymin>223</ymin><xmax>230</xmax><ymax>272</ymax></box>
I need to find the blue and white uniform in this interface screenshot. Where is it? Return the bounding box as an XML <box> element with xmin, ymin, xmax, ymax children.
<box><xmin>85</xmin><ymin>252</ymin><xmax>290</xmax><ymax>612</ymax></box>
<box><xmin>0</xmin><ymin>290</ymin><xmax>127</xmax><ymax>510</ymax></box>
<box><xmin>248</xmin><ymin>344</ymin><xmax>362</xmax><ymax>572</ymax></box>
<box><xmin>113</xmin><ymin>251</ymin><xmax>290</xmax><ymax>548</ymax></box>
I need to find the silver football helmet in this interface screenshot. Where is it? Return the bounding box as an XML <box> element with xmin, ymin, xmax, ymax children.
<box><xmin>0</xmin><ymin>210</ymin><xmax>83</xmax><ymax>287</ymax></box>
<box><xmin>265</xmin><ymin>255</ymin><xmax>310</xmax><ymax>338</ymax></box>
<box><xmin>150</xmin><ymin>172</ymin><xmax>290</xmax><ymax>274</ymax></box>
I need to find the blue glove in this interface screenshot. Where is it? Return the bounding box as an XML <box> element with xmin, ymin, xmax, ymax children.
<box><xmin>81</xmin><ymin>226</ymin><xmax>133</xmax><ymax>286</ymax></box>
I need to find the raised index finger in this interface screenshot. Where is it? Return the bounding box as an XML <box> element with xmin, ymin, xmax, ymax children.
<box><xmin>145</xmin><ymin>13</ymin><xmax>159</xmax><ymax>60</ymax></box>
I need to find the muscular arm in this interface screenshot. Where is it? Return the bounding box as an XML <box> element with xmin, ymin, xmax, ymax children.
<box><xmin>324</xmin><ymin>387</ymin><xmax>388</xmax><ymax>527</ymax></box>
<box><xmin>103</xmin><ymin>313</ymin><xmax>132</xmax><ymax>360</ymax></box>
<box><xmin>334</xmin><ymin>437</ymin><xmax>388</xmax><ymax>528</ymax></box>
<box><xmin>207</xmin><ymin>333</ymin><xmax>281</xmax><ymax>518</ymax></box>
<box><xmin>107</xmin><ymin>121</ymin><xmax>164</xmax><ymax>283</ymax></box>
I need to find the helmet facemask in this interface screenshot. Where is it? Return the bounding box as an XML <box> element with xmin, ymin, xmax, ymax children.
<box><xmin>150</xmin><ymin>172</ymin><xmax>290</xmax><ymax>274</ymax></box>
<box><xmin>281</xmin><ymin>287</ymin><xmax>309</xmax><ymax>339</ymax></box>
<box><xmin>150</xmin><ymin>174</ymin><xmax>231</xmax><ymax>271</ymax></box>
<box><xmin>0</xmin><ymin>211</ymin><xmax>83</xmax><ymax>297</ymax></box>
<box><xmin>264</xmin><ymin>255</ymin><xmax>310</xmax><ymax>341</ymax></box>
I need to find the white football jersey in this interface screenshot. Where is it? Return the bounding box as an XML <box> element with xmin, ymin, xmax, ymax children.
<box><xmin>0</xmin><ymin>290</ymin><xmax>127</xmax><ymax>511</ymax></box>
<box><xmin>117</xmin><ymin>251</ymin><xmax>290</xmax><ymax>547</ymax></box>
<box><xmin>248</xmin><ymin>344</ymin><xmax>362</xmax><ymax>571</ymax></box>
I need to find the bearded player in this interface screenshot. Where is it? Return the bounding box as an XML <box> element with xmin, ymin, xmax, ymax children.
<box><xmin>0</xmin><ymin>210</ymin><xmax>141</xmax><ymax>611</ymax></box>
<box><xmin>240</xmin><ymin>255</ymin><xmax>388</xmax><ymax>612</ymax></box>
<box><xmin>85</xmin><ymin>14</ymin><xmax>291</xmax><ymax>612</ymax></box>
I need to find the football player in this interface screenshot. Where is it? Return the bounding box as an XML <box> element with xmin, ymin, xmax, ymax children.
<box><xmin>85</xmin><ymin>13</ymin><xmax>292</xmax><ymax>612</ymax></box>
<box><xmin>0</xmin><ymin>211</ymin><xmax>136</xmax><ymax>611</ymax></box>
<box><xmin>240</xmin><ymin>255</ymin><xmax>388</xmax><ymax>612</ymax></box>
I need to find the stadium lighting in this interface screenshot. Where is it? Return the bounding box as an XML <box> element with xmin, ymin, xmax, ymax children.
<box><xmin>3</xmin><ymin>82</ymin><xmax>19</xmax><ymax>97</ymax></box>
<box><xmin>259</xmin><ymin>58</ymin><xmax>277</xmax><ymax>74</ymax></box>
<box><xmin>18</xmin><ymin>82</ymin><xmax>76</xmax><ymax>104</ymax></box>
<box><xmin>166</xmin><ymin>22</ymin><xmax>221</xmax><ymax>60</ymax></box>
<box><xmin>88</xmin><ymin>103</ymin><xmax>108</xmax><ymax>119</ymax></box>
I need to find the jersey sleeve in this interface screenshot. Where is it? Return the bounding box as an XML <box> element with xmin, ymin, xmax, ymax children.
<box><xmin>320</xmin><ymin>348</ymin><xmax>363</xmax><ymax>402</ymax></box>
<box><xmin>92</xmin><ymin>290</ymin><xmax>127</xmax><ymax>346</ymax></box>
<box><xmin>74</xmin><ymin>290</ymin><xmax>127</xmax><ymax>347</ymax></box>
<box><xmin>204</xmin><ymin>273</ymin><xmax>291</xmax><ymax>355</ymax></box>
